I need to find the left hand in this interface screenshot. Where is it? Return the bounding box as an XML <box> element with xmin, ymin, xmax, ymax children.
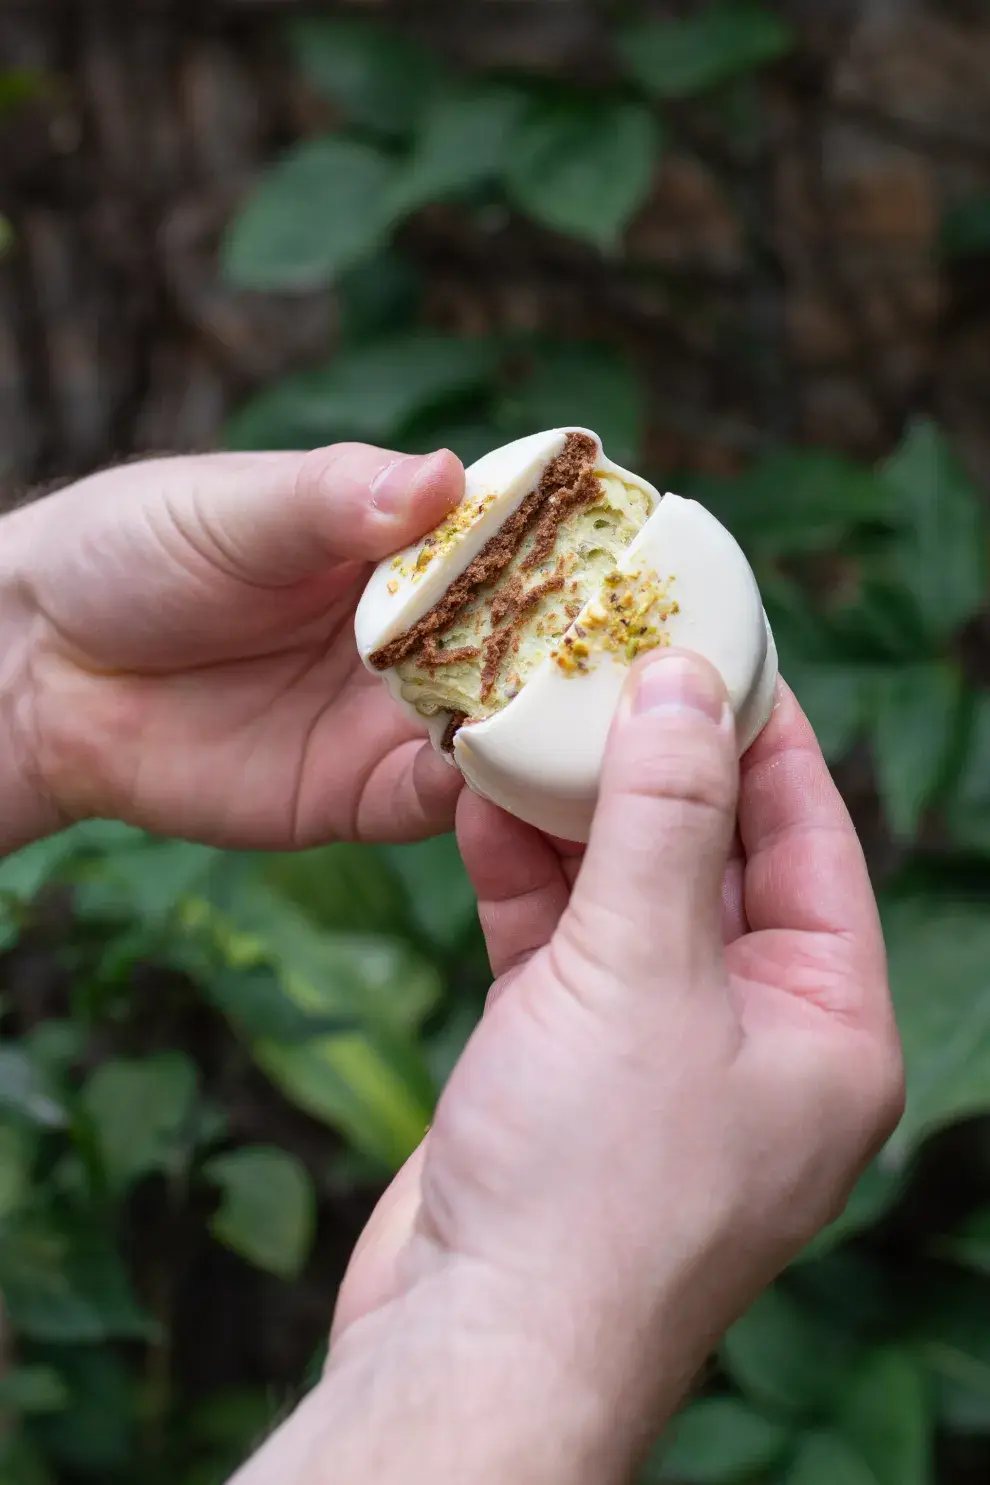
<box><xmin>1</xmin><ymin>445</ymin><xmax>465</xmax><ymax>850</ymax></box>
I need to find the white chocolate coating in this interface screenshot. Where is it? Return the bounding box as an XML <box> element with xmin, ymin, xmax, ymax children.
<box><xmin>355</xmin><ymin>427</ymin><xmax>777</xmax><ymax>842</ymax></box>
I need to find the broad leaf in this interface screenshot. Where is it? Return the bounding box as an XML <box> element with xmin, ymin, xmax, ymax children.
<box><xmin>691</xmin><ymin>449</ymin><xmax>892</xmax><ymax>557</ymax></box>
<box><xmin>721</xmin><ymin>1284</ymin><xmax>856</xmax><ymax>1418</ymax></box>
<box><xmin>781</xmin><ymin>1430</ymin><xmax>878</xmax><ymax>1485</ymax></box>
<box><xmin>880</xmin><ymin>420</ymin><xmax>988</xmax><ymax>642</ymax></box>
<box><xmin>871</xmin><ymin>663</ymin><xmax>964</xmax><ymax>840</ymax></box>
<box><xmin>882</xmin><ymin>894</ymin><xmax>990</xmax><ymax>1160</ymax></box>
<box><xmin>226</xmin><ymin>331</ymin><xmax>495</xmax><ymax>449</ymax></box>
<box><xmin>0</xmin><ymin>1217</ymin><xmax>151</xmax><ymax>1343</ymax></box>
<box><xmin>618</xmin><ymin>6</ymin><xmax>795</xmax><ymax>100</ymax></box>
<box><xmin>506</xmin><ymin>99</ymin><xmax>661</xmax><ymax>249</ymax></box>
<box><xmin>286</xmin><ymin>18</ymin><xmax>443</xmax><ymax>137</ymax></box>
<box><xmin>205</xmin><ymin>1146</ymin><xmax>315</xmax><ymax>1280</ymax></box>
<box><xmin>936</xmin><ymin>1206</ymin><xmax>990</xmax><ymax>1277</ymax></box>
<box><xmin>79</xmin><ymin>1052</ymin><xmax>197</xmax><ymax>1192</ymax></box>
<box><xmin>918</xmin><ymin>1272</ymin><xmax>990</xmax><ymax>1434</ymax></box>
<box><xmin>221</xmin><ymin>137</ymin><xmax>396</xmax><ymax>292</ymax></box>
<box><xmin>75</xmin><ymin>836</ymin><xmax>219</xmax><ymax>928</ymax></box>
<box><xmin>336</xmin><ymin>250</ymin><xmax>421</xmax><ymax>344</ymax></box>
<box><xmin>206</xmin><ymin>966</ymin><xmax>359</xmax><ymax>1044</ymax></box>
<box><xmin>0</xmin><ymin>1366</ymin><xmax>69</xmax><ymax>1416</ymax></box>
<box><xmin>496</xmin><ymin>340</ymin><xmax>645</xmax><ymax>469</ymax></box>
<box><xmin>390</xmin><ymin>85</ymin><xmax>528</xmax><ymax>214</ymax></box>
<box><xmin>201</xmin><ymin>885</ymin><xmax>439</xmax><ymax>1168</ymax></box>
<box><xmin>379</xmin><ymin>835</ymin><xmax>478</xmax><ymax>953</ymax></box>
<box><xmin>785</xmin><ymin>662</ymin><xmax>873</xmax><ymax>763</ymax></box>
<box><xmin>0</xmin><ymin>832</ymin><xmax>85</xmax><ymax>903</ymax></box>
<box><xmin>945</xmin><ymin>693</ymin><xmax>990</xmax><ymax>855</ymax></box>
<box><xmin>0</xmin><ymin>1122</ymin><xmax>33</xmax><ymax>1218</ymax></box>
<box><xmin>645</xmin><ymin>1396</ymin><xmax>791</xmax><ymax>1482</ymax></box>
<box><xmin>35</xmin><ymin>1347</ymin><xmax>135</xmax><ymax>1473</ymax></box>
<box><xmin>256</xmin><ymin>1031</ymin><xmax>432</xmax><ymax>1171</ymax></box>
<box><xmin>836</xmin><ymin>1347</ymin><xmax>931</xmax><ymax>1485</ymax></box>
<box><xmin>0</xmin><ymin>1048</ymin><xmax>66</xmax><ymax>1129</ymax></box>
<box><xmin>264</xmin><ymin>843</ymin><xmax>411</xmax><ymax>939</ymax></box>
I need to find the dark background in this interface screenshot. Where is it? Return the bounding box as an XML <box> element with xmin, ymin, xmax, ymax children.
<box><xmin>2</xmin><ymin>3</ymin><xmax>990</xmax><ymax>1483</ymax></box>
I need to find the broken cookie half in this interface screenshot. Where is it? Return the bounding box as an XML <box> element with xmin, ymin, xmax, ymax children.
<box><xmin>355</xmin><ymin>427</ymin><xmax>777</xmax><ymax>842</ymax></box>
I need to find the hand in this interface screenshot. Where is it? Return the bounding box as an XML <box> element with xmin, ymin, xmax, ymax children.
<box><xmin>0</xmin><ymin>446</ymin><xmax>465</xmax><ymax>851</ymax></box>
<box><xmin>241</xmin><ymin>653</ymin><xmax>903</xmax><ymax>1485</ymax></box>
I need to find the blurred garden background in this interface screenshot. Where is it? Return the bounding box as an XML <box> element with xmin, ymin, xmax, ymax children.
<box><xmin>3</xmin><ymin>0</ymin><xmax>990</xmax><ymax>1480</ymax></box>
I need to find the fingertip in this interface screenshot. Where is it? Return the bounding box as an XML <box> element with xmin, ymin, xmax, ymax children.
<box><xmin>393</xmin><ymin>447</ymin><xmax>465</xmax><ymax>537</ymax></box>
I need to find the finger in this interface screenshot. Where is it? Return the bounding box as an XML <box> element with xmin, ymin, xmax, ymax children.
<box><xmin>456</xmin><ymin>790</ymin><xmax>571</xmax><ymax>981</ymax></box>
<box><xmin>300</xmin><ymin>676</ymin><xmax>464</xmax><ymax>844</ymax></box>
<box><xmin>565</xmin><ymin>649</ymin><xmax>738</xmax><ymax>993</ymax></box>
<box><xmin>163</xmin><ymin>443</ymin><xmax>464</xmax><ymax>586</ymax></box>
<box><xmin>738</xmin><ymin>682</ymin><xmax>884</xmax><ymax>960</ymax></box>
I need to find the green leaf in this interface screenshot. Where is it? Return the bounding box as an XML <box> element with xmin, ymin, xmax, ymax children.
<box><xmin>0</xmin><ymin>832</ymin><xmax>85</xmax><ymax>902</ymax></box>
<box><xmin>221</xmin><ymin>137</ymin><xmax>396</xmax><ymax>292</ymax></box>
<box><xmin>0</xmin><ymin>1218</ymin><xmax>151</xmax><ymax>1342</ymax></box>
<box><xmin>936</xmin><ymin>1207</ymin><xmax>990</xmax><ymax>1277</ymax></box>
<box><xmin>871</xmin><ymin>663</ymin><xmax>964</xmax><ymax>840</ymax></box>
<box><xmin>226</xmin><ymin>331</ymin><xmax>495</xmax><ymax>449</ymax></box>
<box><xmin>378</xmin><ymin>835</ymin><xmax>478</xmax><ymax>952</ymax></box>
<box><xmin>0</xmin><ymin>1366</ymin><xmax>69</xmax><ymax>1416</ymax></box>
<box><xmin>206</xmin><ymin>966</ymin><xmax>359</xmax><ymax>1044</ymax></box>
<box><xmin>781</xmin><ymin>1430</ymin><xmax>879</xmax><ymax>1485</ymax></box>
<box><xmin>76</xmin><ymin>836</ymin><xmax>220</xmax><ymax>927</ymax></box>
<box><xmin>836</xmin><ymin>1348</ymin><xmax>931</xmax><ymax>1485</ymax></box>
<box><xmin>0</xmin><ymin>1122</ymin><xmax>34</xmax><ymax>1218</ymax></box>
<box><xmin>202</xmin><ymin>885</ymin><xmax>439</xmax><ymax>1168</ymax></box>
<box><xmin>618</xmin><ymin>5</ymin><xmax>794</xmax><ymax>100</ymax></box>
<box><xmin>691</xmin><ymin>449</ymin><xmax>892</xmax><ymax>557</ymax></box>
<box><xmin>882</xmin><ymin>895</ymin><xmax>990</xmax><ymax>1161</ymax></box>
<box><xmin>781</xmin><ymin>662</ymin><xmax>872</xmax><ymax>763</ymax></box>
<box><xmin>880</xmin><ymin>420</ymin><xmax>988</xmax><ymax>641</ymax></box>
<box><xmin>286</xmin><ymin>18</ymin><xmax>443</xmax><ymax>138</ymax></box>
<box><xmin>35</xmin><ymin>1347</ymin><xmax>135</xmax><ymax>1473</ymax></box>
<box><xmin>646</xmin><ymin>1397</ymin><xmax>791</xmax><ymax>1482</ymax></box>
<box><xmin>506</xmin><ymin>99</ymin><xmax>660</xmax><ymax>249</ymax></box>
<box><xmin>256</xmin><ymin>1031</ymin><xmax>432</xmax><ymax>1171</ymax></box>
<box><xmin>0</xmin><ymin>1434</ymin><xmax>54</xmax><ymax>1485</ymax></box>
<box><xmin>336</xmin><ymin>250</ymin><xmax>421</xmax><ymax>344</ymax></box>
<box><xmin>918</xmin><ymin>1272</ymin><xmax>990</xmax><ymax>1434</ymax></box>
<box><xmin>0</xmin><ymin>1048</ymin><xmax>66</xmax><ymax>1129</ymax></box>
<box><xmin>263</xmin><ymin>843</ymin><xmax>412</xmax><ymax>939</ymax></box>
<box><xmin>941</xmin><ymin>196</ymin><xmax>990</xmax><ymax>259</ymax></box>
<box><xmin>945</xmin><ymin>693</ymin><xmax>990</xmax><ymax>855</ymax></box>
<box><xmin>79</xmin><ymin>1052</ymin><xmax>197</xmax><ymax>1191</ymax></box>
<box><xmin>205</xmin><ymin>1146</ymin><xmax>315</xmax><ymax>1280</ymax></box>
<box><xmin>496</xmin><ymin>340</ymin><xmax>645</xmax><ymax>469</ymax></box>
<box><xmin>721</xmin><ymin>1284</ymin><xmax>856</xmax><ymax>1418</ymax></box>
<box><xmin>390</xmin><ymin>85</ymin><xmax>528</xmax><ymax>214</ymax></box>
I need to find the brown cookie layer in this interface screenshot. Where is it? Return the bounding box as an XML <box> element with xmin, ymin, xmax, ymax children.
<box><xmin>368</xmin><ymin>431</ymin><xmax>599</xmax><ymax>674</ymax></box>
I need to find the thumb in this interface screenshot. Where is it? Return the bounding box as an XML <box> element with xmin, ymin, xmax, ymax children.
<box><xmin>171</xmin><ymin>443</ymin><xmax>465</xmax><ymax>586</ymax></box>
<box><xmin>565</xmin><ymin>649</ymin><xmax>738</xmax><ymax>993</ymax></box>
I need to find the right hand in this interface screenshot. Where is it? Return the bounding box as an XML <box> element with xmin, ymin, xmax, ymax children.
<box><xmin>326</xmin><ymin>653</ymin><xmax>904</xmax><ymax>1480</ymax></box>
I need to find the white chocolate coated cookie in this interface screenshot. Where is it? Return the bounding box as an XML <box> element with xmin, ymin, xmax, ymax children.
<box><xmin>355</xmin><ymin>427</ymin><xmax>777</xmax><ymax>842</ymax></box>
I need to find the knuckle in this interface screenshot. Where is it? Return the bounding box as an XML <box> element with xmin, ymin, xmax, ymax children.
<box><xmin>294</xmin><ymin>443</ymin><xmax>354</xmax><ymax>506</ymax></box>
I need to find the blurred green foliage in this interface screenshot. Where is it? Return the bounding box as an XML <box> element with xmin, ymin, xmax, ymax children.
<box><xmin>4</xmin><ymin>4</ymin><xmax>990</xmax><ymax>1482</ymax></box>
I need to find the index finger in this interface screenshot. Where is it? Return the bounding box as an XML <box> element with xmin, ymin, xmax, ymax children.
<box><xmin>738</xmin><ymin>681</ymin><xmax>884</xmax><ymax>963</ymax></box>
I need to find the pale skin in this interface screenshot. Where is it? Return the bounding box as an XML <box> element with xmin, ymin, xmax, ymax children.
<box><xmin>0</xmin><ymin>446</ymin><xmax>905</xmax><ymax>1484</ymax></box>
